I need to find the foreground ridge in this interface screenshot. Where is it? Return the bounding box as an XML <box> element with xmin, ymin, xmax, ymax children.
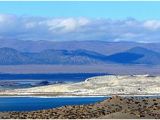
<box><xmin>0</xmin><ymin>96</ymin><xmax>159</xmax><ymax>119</ymax></box>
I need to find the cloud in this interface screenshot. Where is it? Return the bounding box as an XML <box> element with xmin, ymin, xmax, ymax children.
<box><xmin>0</xmin><ymin>14</ymin><xmax>160</xmax><ymax>43</ymax></box>
<box><xmin>143</xmin><ymin>20</ymin><xmax>160</xmax><ymax>30</ymax></box>
<box><xmin>44</xmin><ymin>18</ymin><xmax>90</xmax><ymax>33</ymax></box>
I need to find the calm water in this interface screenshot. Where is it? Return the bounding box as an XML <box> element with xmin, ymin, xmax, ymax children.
<box><xmin>0</xmin><ymin>97</ymin><xmax>107</xmax><ymax>112</ymax></box>
<box><xmin>0</xmin><ymin>73</ymin><xmax>107</xmax><ymax>81</ymax></box>
<box><xmin>0</xmin><ymin>73</ymin><xmax>108</xmax><ymax>112</ymax></box>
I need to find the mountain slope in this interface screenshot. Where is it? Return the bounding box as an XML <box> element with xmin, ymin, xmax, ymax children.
<box><xmin>1</xmin><ymin>39</ymin><xmax>160</xmax><ymax>55</ymax></box>
<box><xmin>107</xmin><ymin>47</ymin><xmax>160</xmax><ymax>65</ymax></box>
<box><xmin>0</xmin><ymin>48</ymin><xmax>108</xmax><ymax>65</ymax></box>
<box><xmin>127</xmin><ymin>47</ymin><xmax>160</xmax><ymax>64</ymax></box>
<box><xmin>107</xmin><ymin>52</ymin><xmax>143</xmax><ymax>64</ymax></box>
<box><xmin>1</xmin><ymin>47</ymin><xmax>160</xmax><ymax>65</ymax></box>
<box><xmin>0</xmin><ymin>48</ymin><xmax>33</xmax><ymax>64</ymax></box>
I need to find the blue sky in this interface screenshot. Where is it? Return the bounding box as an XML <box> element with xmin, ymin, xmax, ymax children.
<box><xmin>0</xmin><ymin>1</ymin><xmax>160</xmax><ymax>42</ymax></box>
<box><xmin>0</xmin><ymin>1</ymin><xmax>160</xmax><ymax>20</ymax></box>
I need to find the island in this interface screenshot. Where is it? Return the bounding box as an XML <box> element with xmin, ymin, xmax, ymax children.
<box><xmin>0</xmin><ymin>74</ymin><xmax>159</xmax><ymax>96</ymax></box>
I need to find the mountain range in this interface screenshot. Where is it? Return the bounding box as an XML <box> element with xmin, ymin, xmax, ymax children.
<box><xmin>1</xmin><ymin>39</ymin><xmax>160</xmax><ymax>55</ymax></box>
<box><xmin>0</xmin><ymin>45</ymin><xmax>160</xmax><ymax>65</ymax></box>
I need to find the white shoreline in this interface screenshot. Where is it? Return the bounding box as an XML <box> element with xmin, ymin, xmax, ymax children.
<box><xmin>0</xmin><ymin>94</ymin><xmax>160</xmax><ymax>98</ymax></box>
<box><xmin>0</xmin><ymin>95</ymin><xmax>109</xmax><ymax>98</ymax></box>
<box><xmin>1</xmin><ymin>75</ymin><xmax>160</xmax><ymax>98</ymax></box>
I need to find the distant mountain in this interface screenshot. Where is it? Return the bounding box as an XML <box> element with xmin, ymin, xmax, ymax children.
<box><xmin>127</xmin><ymin>47</ymin><xmax>160</xmax><ymax>65</ymax></box>
<box><xmin>1</xmin><ymin>39</ymin><xmax>160</xmax><ymax>55</ymax></box>
<box><xmin>107</xmin><ymin>47</ymin><xmax>160</xmax><ymax>65</ymax></box>
<box><xmin>0</xmin><ymin>48</ymin><xmax>32</xmax><ymax>65</ymax></box>
<box><xmin>0</xmin><ymin>47</ymin><xmax>109</xmax><ymax>65</ymax></box>
<box><xmin>0</xmin><ymin>46</ymin><xmax>160</xmax><ymax>65</ymax></box>
<box><xmin>107</xmin><ymin>52</ymin><xmax>143</xmax><ymax>64</ymax></box>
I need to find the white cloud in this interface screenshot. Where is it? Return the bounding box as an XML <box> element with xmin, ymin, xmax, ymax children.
<box><xmin>0</xmin><ymin>14</ymin><xmax>11</xmax><ymax>23</ymax></box>
<box><xmin>44</xmin><ymin>18</ymin><xmax>90</xmax><ymax>33</ymax></box>
<box><xmin>143</xmin><ymin>20</ymin><xmax>160</xmax><ymax>30</ymax></box>
<box><xmin>0</xmin><ymin>14</ymin><xmax>160</xmax><ymax>43</ymax></box>
<box><xmin>25</xmin><ymin>22</ymin><xmax>36</xmax><ymax>29</ymax></box>
<box><xmin>49</xmin><ymin>18</ymin><xmax>78</xmax><ymax>32</ymax></box>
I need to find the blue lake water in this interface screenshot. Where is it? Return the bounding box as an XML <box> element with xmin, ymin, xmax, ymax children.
<box><xmin>0</xmin><ymin>97</ymin><xmax>107</xmax><ymax>112</ymax></box>
<box><xmin>0</xmin><ymin>73</ymin><xmax>107</xmax><ymax>81</ymax></box>
<box><xmin>0</xmin><ymin>73</ymin><xmax>108</xmax><ymax>112</ymax></box>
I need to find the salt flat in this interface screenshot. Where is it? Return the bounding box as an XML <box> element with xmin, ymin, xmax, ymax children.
<box><xmin>0</xmin><ymin>74</ymin><xmax>160</xmax><ymax>96</ymax></box>
<box><xmin>0</xmin><ymin>64</ymin><xmax>160</xmax><ymax>75</ymax></box>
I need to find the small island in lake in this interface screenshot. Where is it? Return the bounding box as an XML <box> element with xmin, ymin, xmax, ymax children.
<box><xmin>0</xmin><ymin>75</ymin><xmax>159</xmax><ymax>96</ymax></box>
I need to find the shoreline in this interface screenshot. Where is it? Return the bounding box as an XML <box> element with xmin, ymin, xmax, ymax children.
<box><xmin>0</xmin><ymin>94</ymin><xmax>160</xmax><ymax>98</ymax></box>
<box><xmin>0</xmin><ymin>95</ymin><xmax>159</xmax><ymax>119</ymax></box>
<box><xmin>0</xmin><ymin>74</ymin><xmax>160</xmax><ymax>98</ymax></box>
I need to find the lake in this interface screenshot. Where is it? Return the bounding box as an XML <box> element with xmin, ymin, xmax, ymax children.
<box><xmin>0</xmin><ymin>97</ymin><xmax>107</xmax><ymax>112</ymax></box>
<box><xmin>0</xmin><ymin>73</ymin><xmax>108</xmax><ymax>112</ymax></box>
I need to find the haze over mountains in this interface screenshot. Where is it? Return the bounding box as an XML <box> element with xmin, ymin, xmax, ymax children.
<box><xmin>1</xmin><ymin>39</ymin><xmax>160</xmax><ymax>55</ymax></box>
<box><xmin>0</xmin><ymin>39</ymin><xmax>160</xmax><ymax>65</ymax></box>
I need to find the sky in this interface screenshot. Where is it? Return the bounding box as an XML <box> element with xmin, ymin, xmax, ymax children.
<box><xmin>0</xmin><ymin>1</ymin><xmax>160</xmax><ymax>20</ymax></box>
<box><xmin>0</xmin><ymin>1</ymin><xmax>160</xmax><ymax>42</ymax></box>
